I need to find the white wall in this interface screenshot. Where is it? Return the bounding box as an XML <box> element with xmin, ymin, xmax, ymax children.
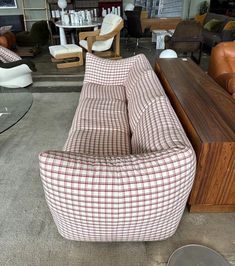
<box><xmin>0</xmin><ymin>0</ymin><xmax>23</xmax><ymax>15</ymax></box>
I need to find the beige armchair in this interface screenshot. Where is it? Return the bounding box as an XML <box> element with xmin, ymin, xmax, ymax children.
<box><xmin>79</xmin><ymin>14</ymin><xmax>123</xmax><ymax>59</ymax></box>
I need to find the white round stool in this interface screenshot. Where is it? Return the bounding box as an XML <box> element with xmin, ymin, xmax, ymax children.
<box><xmin>159</xmin><ymin>49</ymin><xmax>178</xmax><ymax>58</ymax></box>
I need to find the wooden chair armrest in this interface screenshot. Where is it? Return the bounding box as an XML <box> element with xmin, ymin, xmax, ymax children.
<box><xmin>79</xmin><ymin>29</ymin><xmax>100</xmax><ymax>40</ymax></box>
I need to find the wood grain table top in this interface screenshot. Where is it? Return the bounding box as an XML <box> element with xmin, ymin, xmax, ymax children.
<box><xmin>155</xmin><ymin>58</ymin><xmax>235</xmax><ymax>143</ymax></box>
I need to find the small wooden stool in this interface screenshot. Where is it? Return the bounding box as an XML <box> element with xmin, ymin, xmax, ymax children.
<box><xmin>49</xmin><ymin>44</ymin><xmax>83</xmax><ymax>69</ymax></box>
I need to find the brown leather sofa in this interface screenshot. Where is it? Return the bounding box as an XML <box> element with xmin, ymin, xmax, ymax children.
<box><xmin>208</xmin><ymin>42</ymin><xmax>235</xmax><ymax>99</ymax></box>
<box><xmin>202</xmin><ymin>13</ymin><xmax>235</xmax><ymax>49</ymax></box>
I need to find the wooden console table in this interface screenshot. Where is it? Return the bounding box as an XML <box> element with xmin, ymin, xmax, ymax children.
<box><xmin>155</xmin><ymin>58</ymin><xmax>235</xmax><ymax>213</ymax></box>
<box><xmin>141</xmin><ymin>17</ymin><xmax>181</xmax><ymax>32</ymax></box>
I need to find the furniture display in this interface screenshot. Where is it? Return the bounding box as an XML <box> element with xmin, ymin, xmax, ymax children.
<box><xmin>141</xmin><ymin>17</ymin><xmax>181</xmax><ymax>32</ymax></box>
<box><xmin>16</xmin><ymin>20</ymin><xmax>50</xmax><ymax>47</ymax></box>
<box><xmin>55</xmin><ymin>19</ymin><xmax>101</xmax><ymax>45</ymax></box>
<box><xmin>208</xmin><ymin>42</ymin><xmax>235</xmax><ymax>98</ymax></box>
<box><xmin>0</xmin><ymin>46</ymin><xmax>35</xmax><ymax>88</ymax></box>
<box><xmin>199</xmin><ymin>12</ymin><xmax>235</xmax><ymax>49</ymax></box>
<box><xmin>164</xmin><ymin>20</ymin><xmax>202</xmax><ymax>63</ymax></box>
<box><xmin>0</xmin><ymin>86</ymin><xmax>33</xmax><ymax>134</ymax></box>
<box><xmin>155</xmin><ymin>58</ymin><xmax>235</xmax><ymax>213</ymax></box>
<box><xmin>49</xmin><ymin>44</ymin><xmax>83</xmax><ymax>68</ymax></box>
<box><xmin>39</xmin><ymin>53</ymin><xmax>196</xmax><ymax>242</ymax></box>
<box><xmin>79</xmin><ymin>14</ymin><xmax>123</xmax><ymax>58</ymax></box>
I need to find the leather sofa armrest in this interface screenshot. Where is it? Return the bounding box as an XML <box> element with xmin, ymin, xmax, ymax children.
<box><xmin>216</xmin><ymin>73</ymin><xmax>235</xmax><ymax>96</ymax></box>
<box><xmin>221</xmin><ymin>29</ymin><xmax>235</xmax><ymax>41</ymax></box>
<box><xmin>0</xmin><ymin>59</ymin><xmax>36</xmax><ymax>72</ymax></box>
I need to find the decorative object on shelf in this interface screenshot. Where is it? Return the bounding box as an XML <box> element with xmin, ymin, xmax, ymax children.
<box><xmin>102</xmin><ymin>8</ymin><xmax>107</xmax><ymax>17</ymax></box>
<box><xmin>63</xmin><ymin>13</ymin><xmax>70</xmax><ymax>25</ymax></box>
<box><xmin>58</xmin><ymin>0</ymin><xmax>67</xmax><ymax>21</ymax></box>
<box><xmin>159</xmin><ymin>49</ymin><xmax>178</xmax><ymax>58</ymax></box>
<box><xmin>125</xmin><ymin>3</ymin><xmax>134</xmax><ymax>11</ymax></box>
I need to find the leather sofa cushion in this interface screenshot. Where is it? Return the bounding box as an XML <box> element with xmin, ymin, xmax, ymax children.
<box><xmin>216</xmin><ymin>73</ymin><xmax>235</xmax><ymax>95</ymax></box>
<box><xmin>202</xmin><ymin>29</ymin><xmax>222</xmax><ymax>47</ymax></box>
<box><xmin>204</xmin><ymin>19</ymin><xmax>223</xmax><ymax>32</ymax></box>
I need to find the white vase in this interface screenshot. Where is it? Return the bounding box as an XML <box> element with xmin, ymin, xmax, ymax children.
<box><xmin>63</xmin><ymin>13</ymin><xmax>70</xmax><ymax>25</ymax></box>
<box><xmin>102</xmin><ymin>8</ymin><xmax>107</xmax><ymax>17</ymax></box>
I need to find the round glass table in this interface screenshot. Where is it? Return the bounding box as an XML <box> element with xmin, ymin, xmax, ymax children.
<box><xmin>0</xmin><ymin>87</ymin><xmax>33</xmax><ymax>133</ymax></box>
<box><xmin>167</xmin><ymin>244</ymin><xmax>230</xmax><ymax>266</ymax></box>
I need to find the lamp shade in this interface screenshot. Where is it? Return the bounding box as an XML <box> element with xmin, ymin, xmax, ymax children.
<box><xmin>125</xmin><ymin>3</ymin><xmax>134</xmax><ymax>11</ymax></box>
<box><xmin>58</xmin><ymin>0</ymin><xmax>67</xmax><ymax>10</ymax></box>
<box><xmin>159</xmin><ymin>49</ymin><xmax>178</xmax><ymax>58</ymax></box>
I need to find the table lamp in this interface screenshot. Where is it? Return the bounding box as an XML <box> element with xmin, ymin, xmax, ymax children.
<box><xmin>58</xmin><ymin>0</ymin><xmax>67</xmax><ymax>13</ymax></box>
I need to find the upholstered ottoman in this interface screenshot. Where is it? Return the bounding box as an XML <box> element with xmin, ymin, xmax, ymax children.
<box><xmin>49</xmin><ymin>44</ymin><xmax>83</xmax><ymax>69</ymax></box>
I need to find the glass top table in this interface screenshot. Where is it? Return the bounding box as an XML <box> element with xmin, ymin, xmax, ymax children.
<box><xmin>0</xmin><ymin>87</ymin><xmax>33</xmax><ymax>133</ymax></box>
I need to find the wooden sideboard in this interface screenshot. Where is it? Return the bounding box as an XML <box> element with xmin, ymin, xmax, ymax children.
<box><xmin>141</xmin><ymin>17</ymin><xmax>181</xmax><ymax>31</ymax></box>
<box><xmin>155</xmin><ymin>58</ymin><xmax>235</xmax><ymax>213</ymax></box>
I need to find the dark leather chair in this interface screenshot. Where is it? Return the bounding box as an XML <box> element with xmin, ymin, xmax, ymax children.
<box><xmin>16</xmin><ymin>20</ymin><xmax>50</xmax><ymax>47</ymax></box>
<box><xmin>164</xmin><ymin>20</ymin><xmax>203</xmax><ymax>63</ymax></box>
<box><xmin>208</xmin><ymin>42</ymin><xmax>235</xmax><ymax>99</ymax></box>
<box><xmin>125</xmin><ymin>10</ymin><xmax>148</xmax><ymax>53</ymax></box>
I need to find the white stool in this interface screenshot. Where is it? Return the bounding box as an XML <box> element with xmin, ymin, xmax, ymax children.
<box><xmin>49</xmin><ymin>44</ymin><xmax>83</xmax><ymax>69</ymax></box>
<box><xmin>152</xmin><ymin>30</ymin><xmax>175</xmax><ymax>50</ymax></box>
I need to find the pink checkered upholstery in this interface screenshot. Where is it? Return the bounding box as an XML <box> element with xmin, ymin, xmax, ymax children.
<box><xmin>84</xmin><ymin>53</ymin><xmax>141</xmax><ymax>86</ymax></box>
<box><xmin>64</xmin><ymin>98</ymin><xmax>130</xmax><ymax>156</ymax></box>
<box><xmin>127</xmin><ymin>70</ymin><xmax>165</xmax><ymax>132</ymax></box>
<box><xmin>0</xmin><ymin>45</ymin><xmax>21</xmax><ymax>63</ymax></box>
<box><xmin>80</xmin><ymin>83</ymin><xmax>126</xmax><ymax>102</ymax></box>
<box><xmin>39</xmin><ymin>53</ymin><xmax>196</xmax><ymax>242</ymax></box>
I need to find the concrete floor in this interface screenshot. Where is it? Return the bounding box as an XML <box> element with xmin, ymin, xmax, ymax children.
<box><xmin>0</xmin><ymin>40</ymin><xmax>234</xmax><ymax>266</ymax></box>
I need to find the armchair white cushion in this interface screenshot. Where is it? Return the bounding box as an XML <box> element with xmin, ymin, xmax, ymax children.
<box><xmin>0</xmin><ymin>46</ymin><xmax>35</xmax><ymax>88</ymax></box>
<box><xmin>79</xmin><ymin>14</ymin><xmax>123</xmax><ymax>52</ymax></box>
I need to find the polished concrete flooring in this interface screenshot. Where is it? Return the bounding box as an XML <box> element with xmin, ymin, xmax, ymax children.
<box><xmin>0</xmin><ymin>40</ymin><xmax>234</xmax><ymax>266</ymax></box>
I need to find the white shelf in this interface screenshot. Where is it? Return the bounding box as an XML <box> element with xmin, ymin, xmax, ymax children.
<box><xmin>22</xmin><ymin>0</ymin><xmax>49</xmax><ymax>31</ymax></box>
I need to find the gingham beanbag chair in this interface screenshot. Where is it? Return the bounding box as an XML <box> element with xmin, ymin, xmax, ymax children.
<box><xmin>39</xmin><ymin>53</ymin><xmax>196</xmax><ymax>242</ymax></box>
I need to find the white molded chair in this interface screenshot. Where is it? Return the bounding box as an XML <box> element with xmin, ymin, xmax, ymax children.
<box><xmin>0</xmin><ymin>63</ymin><xmax>33</xmax><ymax>88</ymax></box>
<box><xmin>0</xmin><ymin>46</ymin><xmax>34</xmax><ymax>88</ymax></box>
<box><xmin>79</xmin><ymin>14</ymin><xmax>124</xmax><ymax>58</ymax></box>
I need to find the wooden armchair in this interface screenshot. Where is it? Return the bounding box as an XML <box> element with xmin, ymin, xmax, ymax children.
<box><xmin>79</xmin><ymin>14</ymin><xmax>123</xmax><ymax>59</ymax></box>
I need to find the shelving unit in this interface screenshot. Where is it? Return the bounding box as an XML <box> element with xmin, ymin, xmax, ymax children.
<box><xmin>134</xmin><ymin>0</ymin><xmax>183</xmax><ymax>18</ymax></box>
<box><xmin>47</xmin><ymin>0</ymin><xmax>123</xmax><ymax>18</ymax></box>
<box><xmin>22</xmin><ymin>0</ymin><xmax>50</xmax><ymax>31</ymax></box>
